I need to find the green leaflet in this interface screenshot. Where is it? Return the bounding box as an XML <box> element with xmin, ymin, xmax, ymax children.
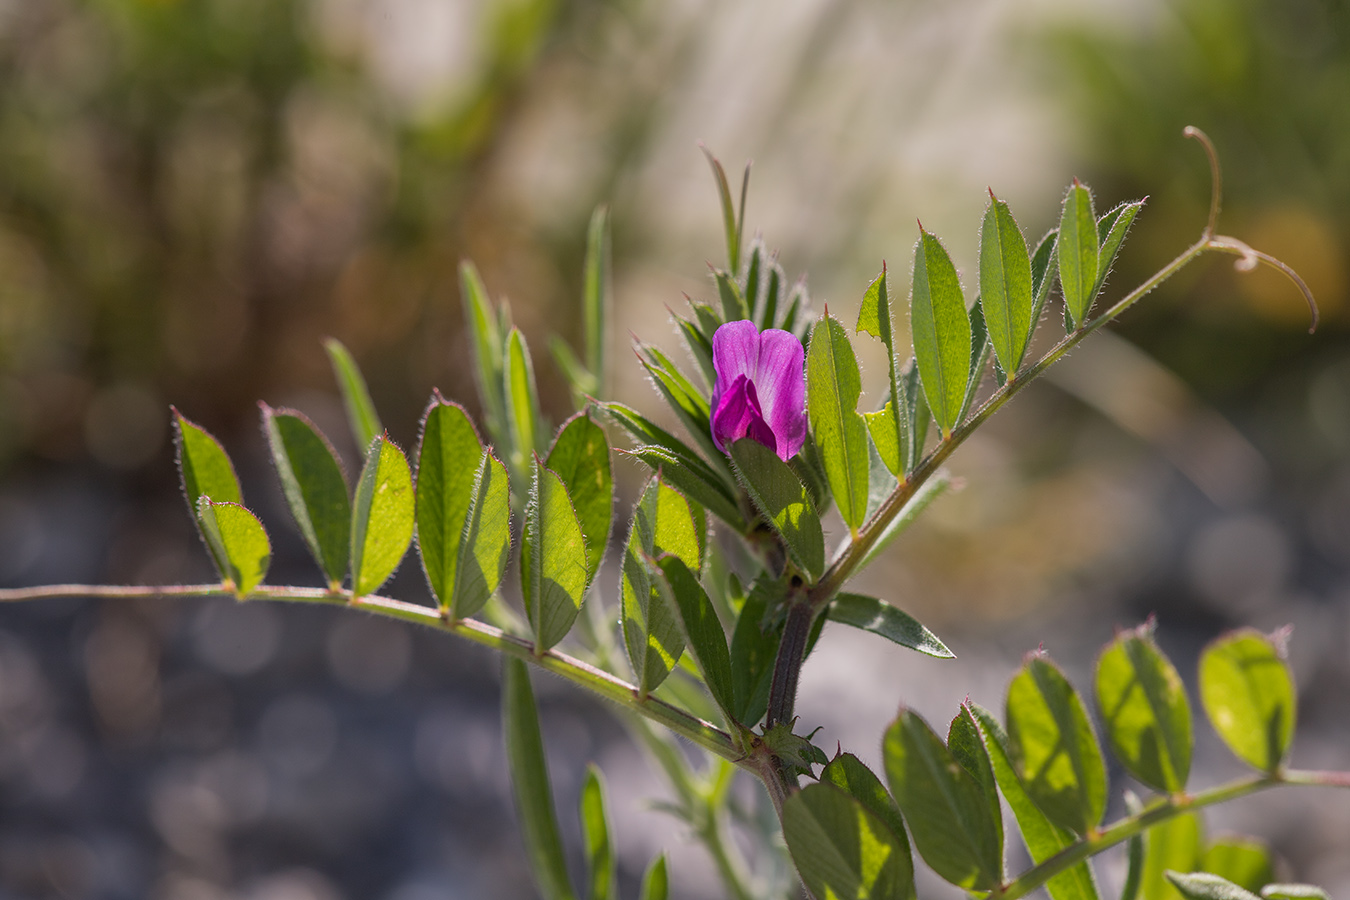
<box><xmin>1199</xmin><ymin>629</ymin><xmax>1296</xmax><ymax>773</ymax></box>
<box><xmin>979</xmin><ymin>194</ymin><xmax>1034</xmax><ymax>377</ymax></box>
<box><xmin>715</xmin><ymin>269</ymin><xmax>747</xmax><ymax>322</ymax></box>
<box><xmin>174</xmin><ymin>409</ymin><xmax>243</xmax><ymax>574</ymax></box>
<box><xmin>450</xmin><ymin>451</ymin><xmax>512</xmax><ymax>620</ymax></box>
<box><xmin>1006</xmin><ymin>654</ymin><xmax>1108</xmax><ymax>836</ymax></box>
<box><xmin>857</xmin><ymin>266</ymin><xmax>904</xmax><ymax>477</ymax></box>
<box><xmin>1057</xmin><ymin>180</ymin><xmax>1100</xmax><ymax>329</ymax></box>
<box><xmin>521</xmin><ymin>460</ymin><xmax>589</xmax><ymax>653</ymax></box>
<box><xmin>621</xmin><ymin>476</ymin><xmax>703</xmax><ymax>696</ymax></box>
<box><xmin>323</xmin><ymin>337</ymin><xmax>383</xmax><ymax>452</ymax></box>
<box><xmin>827</xmin><ymin>593</ymin><xmax>952</xmax><ymax>658</ymax></box>
<box><xmin>883</xmin><ymin>708</ymin><xmax>1003</xmax><ymax>891</ymax></box>
<box><xmin>701</xmin><ymin>146</ymin><xmax>745</xmax><ymax>274</ymax></box>
<box><xmin>262</xmin><ymin>406</ymin><xmax>350</xmax><ymax>587</ymax></box>
<box><xmin>728</xmin><ymin>438</ymin><xmax>825</xmax><ymax>580</ymax></box>
<box><xmin>638</xmin><ymin>856</ymin><xmax>668</xmax><ymax>900</ymax></box>
<box><xmin>807</xmin><ymin>313</ymin><xmax>870</xmax><ymax>531</ymax></box>
<box><xmin>461</xmin><ymin>261</ymin><xmax>507</xmax><ymax>444</ymax></box>
<box><xmin>783</xmin><ymin>782</ymin><xmax>916</xmax><ymax>900</ymax></box>
<box><xmin>959</xmin><ymin>299</ymin><xmax>991</xmax><ymax>423</ymax></box>
<box><xmin>966</xmin><ymin>703</ymin><xmax>1101</xmax><ymax>900</ymax></box>
<box><xmin>1260</xmin><ymin>886</ymin><xmax>1330</xmax><ymax>900</ymax></box>
<box><xmin>1202</xmin><ymin>838</ymin><xmax>1274</xmax><ymax>894</ymax></box>
<box><xmin>1096</xmin><ymin>621</ymin><xmax>1192</xmax><ymax>793</ymax></box>
<box><xmin>947</xmin><ymin>709</ymin><xmax>1003</xmax><ymax>863</ymax></box>
<box><xmin>350</xmin><ymin>434</ymin><xmax>414</xmax><ymax>597</ymax></box>
<box><xmin>638</xmin><ymin>345</ymin><xmax>723</xmax><ymax>467</ymax></box>
<box><xmin>503</xmin><ymin>658</ymin><xmax>577</xmax><ymax>900</ymax></box>
<box><xmin>759</xmin><ymin>258</ymin><xmax>785</xmax><ymax>331</ymax></box>
<box><xmin>506</xmin><ymin>327</ymin><xmax>543</xmax><ymax>479</ymax></box>
<box><xmin>415</xmin><ymin>398</ymin><xmax>484</xmax><ymax>608</ymax></box>
<box><xmin>1094</xmin><ymin>199</ymin><xmax>1145</xmax><ymax>302</ymax></box>
<box><xmin>1027</xmin><ymin>229</ymin><xmax>1058</xmax><ymax>350</ymax></box>
<box><xmin>728</xmin><ymin>577</ymin><xmax>781</xmax><ymax>726</ymax></box>
<box><xmin>910</xmin><ymin>229</ymin><xmax>971</xmax><ymax>436</ymax></box>
<box><xmin>1143</xmin><ymin>812</ymin><xmax>1203</xmax><ymax>900</ymax></box>
<box><xmin>820</xmin><ymin>753</ymin><xmax>913</xmax><ymax>864</ymax></box>
<box><xmin>545</xmin><ymin>411</ymin><xmax>614</xmax><ymax>585</ymax></box>
<box><xmin>654</xmin><ymin>555</ymin><xmax>735</xmax><ymax>725</ymax></box>
<box><xmin>1165</xmin><ymin>873</ymin><xmax>1262</xmax><ymax>900</ymax></box>
<box><xmin>580</xmin><ymin>765</ymin><xmax>615</xmax><ymax>900</ymax></box>
<box><xmin>196</xmin><ymin>498</ymin><xmax>271</xmax><ymax>597</ymax></box>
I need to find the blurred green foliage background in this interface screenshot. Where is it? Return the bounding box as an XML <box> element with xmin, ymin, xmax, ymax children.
<box><xmin>0</xmin><ymin>0</ymin><xmax>1348</xmax><ymax>896</ymax></box>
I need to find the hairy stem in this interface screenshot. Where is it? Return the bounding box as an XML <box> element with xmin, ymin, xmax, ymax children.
<box><xmin>0</xmin><ymin>582</ymin><xmax>742</xmax><ymax>764</ymax></box>
<box><xmin>765</xmin><ymin>599</ymin><xmax>813</xmax><ymax>730</ymax></box>
<box><xmin>991</xmin><ymin>769</ymin><xmax>1350</xmax><ymax>900</ymax></box>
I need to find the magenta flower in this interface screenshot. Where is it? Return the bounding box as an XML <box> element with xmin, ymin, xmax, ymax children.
<box><xmin>710</xmin><ymin>320</ymin><xmax>807</xmax><ymax>462</ymax></box>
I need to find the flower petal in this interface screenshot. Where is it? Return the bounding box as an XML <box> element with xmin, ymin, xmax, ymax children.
<box><xmin>711</xmin><ymin>320</ymin><xmax>760</xmax><ymax>412</ymax></box>
<box><xmin>752</xmin><ymin>328</ymin><xmax>807</xmax><ymax>460</ymax></box>
<box><xmin>711</xmin><ymin>373</ymin><xmax>753</xmax><ymax>453</ymax></box>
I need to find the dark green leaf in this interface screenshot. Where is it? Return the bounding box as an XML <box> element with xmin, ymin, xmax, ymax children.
<box><xmin>1027</xmin><ymin>228</ymin><xmax>1058</xmax><ymax>343</ymax></box>
<box><xmin>638</xmin><ymin>855</ymin><xmax>668</xmax><ymax>900</ymax></box>
<box><xmin>350</xmin><ymin>435</ymin><xmax>414</xmax><ymax>597</ymax></box>
<box><xmin>899</xmin><ymin>360</ymin><xmax>929</xmax><ymax>474</ymax></box>
<box><xmin>323</xmin><ymin>337</ymin><xmax>383</xmax><ymax>452</ymax></box>
<box><xmin>600</xmin><ymin>401</ymin><xmax>738</xmax><ymax>504</ymax></box>
<box><xmin>760</xmin><ymin>259</ymin><xmax>785</xmax><ymax>331</ymax></box>
<box><xmin>654</xmin><ymin>555</ymin><xmax>735</xmax><ymax>724</ymax></box>
<box><xmin>1166</xmin><ymin>872</ymin><xmax>1262</xmax><ymax>900</ymax></box>
<box><xmin>1057</xmin><ymin>180</ymin><xmax>1100</xmax><ymax>328</ymax></box>
<box><xmin>958</xmin><ymin>299</ymin><xmax>991</xmax><ymax>423</ymax></box>
<box><xmin>966</xmin><ymin>703</ymin><xmax>1101</xmax><ymax>900</ymax></box>
<box><xmin>1093</xmin><ymin>199</ymin><xmax>1144</xmax><ymax>301</ymax></box>
<box><xmin>821</xmin><ymin>753</ymin><xmax>912</xmax><ymax>856</ymax></box>
<box><xmin>1198</xmin><ymin>629</ymin><xmax>1296</xmax><ymax>773</ymax></box>
<box><xmin>783</xmin><ymin>782</ymin><xmax>916</xmax><ymax>900</ymax></box>
<box><xmin>638</xmin><ymin>346</ymin><xmax>722</xmax><ymax>466</ymax></box>
<box><xmin>583</xmin><ymin>206</ymin><xmax>610</xmax><ymax>383</ymax></box>
<box><xmin>461</xmin><ymin>261</ymin><xmax>507</xmax><ymax>443</ymax></box>
<box><xmin>522</xmin><ymin>460</ymin><xmax>589</xmax><ymax>652</ymax></box>
<box><xmin>728</xmin><ymin>577</ymin><xmax>782</xmax><ymax>726</ymax></box>
<box><xmin>715</xmin><ymin>269</ymin><xmax>748</xmax><ymax>322</ymax></box>
<box><xmin>545</xmin><ymin>412</ymin><xmax>613</xmax><ymax>585</ymax></box>
<box><xmin>262</xmin><ymin>406</ymin><xmax>350</xmax><ymax>588</ymax></box>
<box><xmin>626</xmin><ymin>445</ymin><xmax>743</xmax><ymax>530</ymax></box>
<box><xmin>979</xmin><ymin>194</ymin><xmax>1034</xmax><ymax>377</ymax></box>
<box><xmin>828</xmin><ymin>594</ymin><xmax>952</xmax><ymax>658</ymax></box>
<box><xmin>1144</xmin><ymin>812</ymin><xmax>1203</xmax><ymax>900</ymax></box>
<box><xmin>621</xmin><ymin>477</ymin><xmax>702</xmax><ymax>695</ymax></box>
<box><xmin>807</xmin><ymin>313</ymin><xmax>870</xmax><ymax>531</ymax></box>
<box><xmin>728</xmin><ymin>438</ymin><xmax>825</xmax><ymax>580</ymax></box>
<box><xmin>948</xmin><ymin>708</ymin><xmax>1003</xmax><ymax>859</ymax></box>
<box><xmin>580</xmin><ymin>765</ymin><xmax>615</xmax><ymax>900</ymax></box>
<box><xmin>503</xmin><ymin>658</ymin><xmax>577</xmax><ymax>900</ymax></box>
<box><xmin>676</xmin><ymin>315</ymin><xmax>716</xmax><ymax>387</ymax></box>
<box><xmin>196</xmin><ymin>498</ymin><xmax>271</xmax><ymax>597</ymax></box>
<box><xmin>1123</xmin><ymin>791</ymin><xmax>1145</xmax><ymax>900</ymax></box>
<box><xmin>415</xmin><ymin>398</ymin><xmax>483</xmax><ymax>608</ymax></box>
<box><xmin>174</xmin><ymin>409</ymin><xmax>243</xmax><ymax>573</ymax></box>
<box><xmin>910</xmin><ymin>229</ymin><xmax>971</xmax><ymax>436</ymax></box>
<box><xmin>1202</xmin><ymin>838</ymin><xmax>1273</xmax><ymax>894</ymax></box>
<box><xmin>743</xmin><ymin>240</ymin><xmax>763</xmax><ymax>322</ymax></box>
<box><xmin>1006</xmin><ymin>654</ymin><xmax>1108</xmax><ymax>835</ymax></box>
<box><xmin>883</xmin><ymin>708</ymin><xmax>1002</xmax><ymax>890</ymax></box>
<box><xmin>1096</xmin><ymin>621</ymin><xmax>1192</xmax><ymax>793</ymax></box>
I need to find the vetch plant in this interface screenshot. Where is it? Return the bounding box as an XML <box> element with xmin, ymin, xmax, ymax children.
<box><xmin>0</xmin><ymin>129</ymin><xmax>1341</xmax><ymax>900</ymax></box>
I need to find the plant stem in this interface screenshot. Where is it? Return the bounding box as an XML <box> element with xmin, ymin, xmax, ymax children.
<box><xmin>765</xmin><ymin>599</ymin><xmax>813</xmax><ymax>730</ymax></box>
<box><xmin>0</xmin><ymin>582</ymin><xmax>742</xmax><ymax>764</ymax></box>
<box><xmin>990</xmin><ymin>769</ymin><xmax>1350</xmax><ymax>900</ymax></box>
